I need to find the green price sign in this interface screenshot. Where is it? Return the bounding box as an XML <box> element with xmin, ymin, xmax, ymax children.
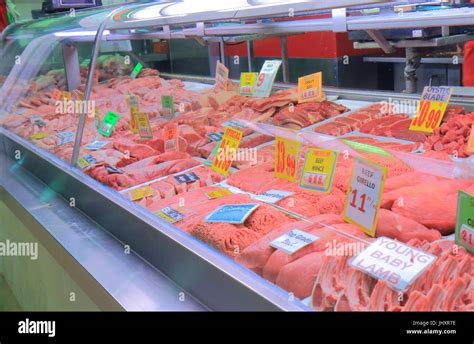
<box><xmin>130</xmin><ymin>63</ymin><xmax>143</xmax><ymax>79</ymax></box>
<box><xmin>97</xmin><ymin>111</ymin><xmax>120</xmax><ymax>137</ymax></box>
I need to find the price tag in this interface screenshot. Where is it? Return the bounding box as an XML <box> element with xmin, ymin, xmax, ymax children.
<box><xmin>455</xmin><ymin>190</ymin><xmax>474</xmax><ymax>253</ymax></box>
<box><xmin>205</xmin><ymin>204</ymin><xmax>260</xmax><ymax>224</ymax></box>
<box><xmin>211</xmin><ymin>127</ymin><xmax>243</xmax><ymax>176</ymax></box>
<box><xmin>253</xmin><ymin>60</ymin><xmax>282</xmax><ymax>98</ymax></box>
<box><xmin>161</xmin><ymin>95</ymin><xmax>175</xmax><ymax>118</ymax></box>
<box><xmin>30</xmin><ymin>116</ymin><xmax>47</xmax><ymax>127</ymax></box>
<box><xmin>350</xmin><ymin>237</ymin><xmax>436</xmax><ymax>291</ymax></box>
<box><xmin>163</xmin><ymin>123</ymin><xmax>178</xmax><ymax>152</ymax></box>
<box><xmin>468</xmin><ymin>126</ymin><xmax>474</xmax><ymax>153</ymax></box>
<box><xmin>221</xmin><ymin>120</ymin><xmax>247</xmax><ymax>130</ymax></box>
<box><xmin>205</xmin><ymin>188</ymin><xmax>233</xmax><ymax>200</ymax></box>
<box><xmin>215</xmin><ymin>60</ymin><xmax>229</xmax><ymax>90</ymax></box>
<box><xmin>62</xmin><ymin>91</ymin><xmax>72</xmax><ymax>101</ymax></box>
<box><xmin>206</xmin><ymin>132</ymin><xmax>224</xmax><ymax>142</ymax></box>
<box><xmin>126</xmin><ymin>95</ymin><xmax>139</xmax><ymax>134</ymax></box>
<box><xmin>253</xmin><ymin>189</ymin><xmax>294</xmax><ymax>204</ymax></box>
<box><xmin>239</xmin><ymin>72</ymin><xmax>258</xmax><ymax>96</ymax></box>
<box><xmin>136</xmin><ymin>112</ymin><xmax>153</xmax><ymax>139</ymax></box>
<box><xmin>342</xmin><ymin>157</ymin><xmax>387</xmax><ymax>237</ymax></box>
<box><xmin>298</xmin><ymin>72</ymin><xmax>323</xmax><ymax>103</ymax></box>
<box><xmin>77</xmin><ymin>154</ymin><xmax>97</xmax><ymax>169</ymax></box>
<box><xmin>270</xmin><ymin>229</ymin><xmax>319</xmax><ymax>255</ymax></box>
<box><xmin>130</xmin><ymin>62</ymin><xmax>143</xmax><ymax>79</ymax></box>
<box><xmin>51</xmin><ymin>89</ymin><xmax>62</xmax><ymax>101</ymax></box>
<box><xmin>98</xmin><ymin>111</ymin><xmax>120</xmax><ymax>137</ymax></box>
<box><xmin>409</xmin><ymin>86</ymin><xmax>453</xmax><ymax>133</ymax></box>
<box><xmin>56</xmin><ymin>131</ymin><xmax>74</xmax><ymax>140</ymax></box>
<box><xmin>173</xmin><ymin>172</ymin><xmax>200</xmax><ymax>184</ymax></box>
<box><xmin>29</xmin><ymin>133</ymin><xmax>48</xmax><ymax>140</ymax></box>
<box><xmin>155</xmin><ymin>206</ymin><xmax>187</xmax><ymax>223</ymax></box>
<box><xmin>274</xmin><ymin>136</ymin><xmax>301</xmax><ymax>182</ymax></box>
<box><xmin>84</xmin><ymin>140</ymin><xmax>109</xmax><ymax>151</ymax></box>
<box><xmin>129</xmin><ymin>186</ymin><xmax>153</xmax><ymax>201</ymax></box>
<box><xmin>104</xmin><ymin>165</ymin><xmax>124</xmax><ymax>174</ymax></box>
<box><xmin>300</xmin><ymin>148</ymin><xmax>337</xmax><ymax>193</ymax></box>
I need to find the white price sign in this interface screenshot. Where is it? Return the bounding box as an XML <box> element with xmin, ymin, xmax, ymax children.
<box><xmin>270</xmin><ymin>229</ymin><xmax>319</xmax><ymax>255</ymax></box>
<box><xmin>350</xmin><ymin>237</ymin><xmax>436</xmax><ymax>291</ymax></box>
<box><xmin>253</xmin><ymin>60</ymin><xmax>282</xmax><ymax>98</ymax></box>
<box><xmin>343</xmin><ymin>157</ymin><xmax>387</xmax><ymax>237</ymax></box>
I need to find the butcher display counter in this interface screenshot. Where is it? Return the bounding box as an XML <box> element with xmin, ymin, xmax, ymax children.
<box><xmin>1</xmin><ymin>0</ymin><xmax>474</xmax><ymax>311</ymax></box>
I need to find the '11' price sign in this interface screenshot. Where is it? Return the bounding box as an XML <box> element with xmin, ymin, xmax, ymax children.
<box><xmin>343</xmin><ymin>157</ymin><xmax>387</xmax><ymax>237</ymax></box>
<box><xmin>274</xmin><ymin>136</ymin><xmax>301</xmax><ymax>182</ymax></box>
<box><xmin>409</xmin><ymin>86</ymin><xmax>452</xmax><ymax>133</ymax></box>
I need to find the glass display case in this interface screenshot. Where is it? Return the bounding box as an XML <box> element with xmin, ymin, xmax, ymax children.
<box><xmin>0</xmin><ymin>0</ymin><xmax>473</xmax><ymax>311</ymax></box>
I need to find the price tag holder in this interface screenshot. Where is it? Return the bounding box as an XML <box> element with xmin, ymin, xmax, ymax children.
<box><xmin>298</xmin><ymin>72</ymin><xmax>323</xmax><ymax>103</ymax></box>
<box><xmin>163</xmin><ymin>123</ymin><xmax>179</xmax><ymax>152</ymax></box>
<box><xmin>211</xmin><ymin>127</ymin><xmax>243</xmax><ymax>176</ymax></box>
<box><xmin>205</xmin><ymin>188</ymin><xmax>233</xmax><ymax>200</ymax></box>
<box><xmin>98</xmin><ymin>111</ymin><xmax>120</xmax><ymax>137</ymax></box>
<box><xmin>215</xmin><ymin>61</ymin><xmax>229</xmax><ymax>90</ymax></box>
<box><xmin>253</xmin><ymin>189</ymin><xmax>294</xmax><ymax>204</ymax></box>
<box><xmin>77</xmin><ymin>154</ymin><xmax>97</xmax><ymax>169</ymax></box>
<box><xmin>161</xmin><ymin>95</ymin><xmax>175</xmax><ymax>118</ymax></box>
<box><xmin>129</xmin><ymin>186</ymin><xmax>153</xmax><ymax>201</ymax></box>
<box><xmin>274</xmin><ymin>136</ymin><xmax>301</xmax><ymax>182</ymax></box>
<box><xmin>270</xmin><ymin>229</ymin><xmax>319</xmax><ymax>255</ymax></box>
<box><xmin>455</xmin><ymin>190</ymin><xmax>474</xmax><ymax>253</ymax></box>
<box><xmin>130</xmin><ymin>62</ymin><xmax>143</xmax><ymax>79</ymax></box>
<box><xmin>205</xmin><ymin>204</ymin><xmax>260</xmax><ymax>224</ymax></box>
<box><xmin>173</xmin><ymin>172</ymin><xmax>200</xmax><ymax>184</ymax></box>
<box><xmin>126</xmin><ymin>95</ymin><xmax>139</xmax><ymax>133</ymax></box>
<box><xmin>136</xmin><ymin>112</ymin><xmax>153</xmax><ymax>139</ymax></box>
<box><xmin>350</xmin><ymin>237</ymin><xmax>436</xmax><ymax>291</ymax></box>
<box><xmin>84</xmin><ymin>140</ymin><xmax>109</xmax><ymax>151</ymax></box>
<box><xmin>342</xmin><ymin>157</ymin><xmax>387</xmax><ymax>237</ymax></box>
<box><xmin>468</xmin><ymin>127</ymin><xmax>474</xmax><ymax>153</ymax></box>
<box><xmin>300</xmin><ymin>148</ymin><xmax>337</xmax><ymax>193</ymax></box>
<box><xmin>239</xmin><ymin>72</ymin><xmax>258</xmax><ymax>96</ymax></box>
<box><xmin>253</xmin><ymin>60</ymin><xmax>282</xmax><ymax>98</ymax></box>
<box><xmin>409</xmin><ymin>86</ymin><xmax>453</xmax><ymax>133</ymax></box>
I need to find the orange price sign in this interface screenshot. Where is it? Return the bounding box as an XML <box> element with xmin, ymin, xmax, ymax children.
<box><xmin>298</xmin><ymin>72</ymin><xmax>323</xmax><ymax>103</ymax></box>
<box><xmin>409</xmin><ymin>86</ymin><xmax>452</xmax><ymax>133</ymax></box>
<box><xmin>274</xmin><ymin>136</ymin><xmax>301</xmax><ymax>182</ymax></box>
<box><xmin>211</xmin><ymin>127</ymin><xmax>243</xmax><ymax>176</ymax></box>
<box><xmin>163</xmin><ymin>122</ymin><xmax>179</xmax><ymax>152</ymax></box>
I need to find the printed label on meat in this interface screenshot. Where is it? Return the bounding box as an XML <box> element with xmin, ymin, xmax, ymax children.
<box><xmin>239</xmin><ymin>72</ymin><xmax>258</xmax><ymax>96</ymax></box>
<box><xmin>130</xmin><ymin>62</ymin><xmax>143</xmax><ymax>79</ymax></box>
<box><xmin>205</xmin><ymin>204</ymin><xmax>260</xmax><ymax>224</ymax></box>
<box><xmin>254</xmin><ymin>189</ymin><xmax>294</xmax><ymax>204</ymax></box>
<box><xmin>77</xmin><ymin>154</ymin><xmax>97</xmax><ymax>169</ymax></box>
<box><xmin>161</xmin><ymin>95</ymin><xmax>175</xmax><ymax>118</ymax></box>
<box><xmin>300</xmin><ymin>148</ymin><xmax>337</xmax><ymax>193</ymax></box>
<box><xmin>455</xmin><ymin>190</ymin><xmax>474</xmax><ymax>253</ymax></box>
<box><xmin>468</xmin><ymin>127</ymin><xmax>474</xmax><ymax>153</ymax></box>
<box><xmin>84</xmin><ymin>140</ymin><xmax>109</xmax><ymax>151</ymax></box>
<box><xmin>343</xmin><ymin>157</ymin><xmax>387</xmax><ymax>237</ymax></box>
<box><xmin>274</xmin><ymin>136</ymin><xmax>301</xmax><ymax>182</ymax></box>
<box><xmin>350</xmin><ymin>237</ymin><xmax>436</xmax><ymax>292</ymax></box>
<box><xmin>205</xmin><ymin>188</ymin><xmax>233</xmax><ymax>199</ymax></box>
<box><xmin>163</xmin><ymin>122</ymin><xmax>178</xmax><ymax>152</ymax></box>
<box><xmin>270</xmin><ymin>229</ymin><xmax>319</xmax><ymax>255</ymax></box>
<box><xmin>173</xmin><ymin>172</ymin><xmax>200</xmax><ymax>184</ymax></box>
<box><xmin>136</xmin><ymin>112</ymin><xmax>153</xmax><ymax>139</ymax></box>
<box><xmin>29</xmin><ymin>133</ymin><xmax>48</xmax><ymax>140</ymax></box>
<box><xmin>206</xmin><ymin>132</ymin><xmax>224</xmax><ymax>142</ymax></box>
<box><xmin>55</xmin><ymin>131</ymin><xmax>74</xmax><ymax>139</ymax></box>
<box><xmin>211</xmin><ymin>127</ymin><xmax>243</xmax><ymax>176</ymax></box>
<box><xmin>215</xmin><ymin>61</ymin><xmax>229</xmax><ymax>90</ymax></box>
<box><xmin>104</xmin><ymin>165</ymin><xmax>124</xmax><ymax>174</ymax></box>
<box><xmin>98</xmin><ymin>111</ymin><xmax>120</xmax><ymax>137</ymax></box>
<box><xmin>298</xmin><ymin>72</ymin><xmax>323</xmax><ymax>103</ymax></box>
<box><xmin>253</xmin><ymin>60</ymin><xmax>282</xmax><ymax>98</ymax></box>
<box><xmin>156</xmin><ymin>206</ymin><xmax>187</xmax><ymax>223</ymax></box>
<box><xmin>409</xmin><ymin>86</ymin><xmax>453</xmax><ymax>133</ymax></box>
<box><xmin>129</xmin><ymin>186</ymin><xmax>153</xmax><ymax>201</ymax></box>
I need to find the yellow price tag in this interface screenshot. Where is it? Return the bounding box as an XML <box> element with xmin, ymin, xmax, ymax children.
<box><xmin>239</xmin><ymin>72</ymin><xmax>258</xmax><ymax>96</ymax></box>
<box><xmin>205</xmin><ymin>188</ymin><xmax>233</xmax><ymax>199</ymax></box>
<box><xmin>409</xmin><ymin>86</ymin><xmax>452</xmax><ymax>134</ymax></box>
<box><xmin>29</xmin><ymin>133</ymin><xmax>48</xmax><ymax>140</ymax></box>
<box><xmin>155</xmin><ymin>210</ymin><xmax>176</xmax><ymax>223</ymax></box>
<box><xmin>211</xmin><ymin>127</ymin><xmax>243</xmax><ymax>176</ymax></box>
<box><xmin>274</xmin><ymin>136</ymin><xmax>301</xmax><ymax>182</ymax></box>
<box><xmin>63</xmin><ymin>91</ymin><xmax>72</xmax><ymax>101</ymax></box>
<box><xmin>136</xmin><ymin>112</ymin><xmax>153</xmax><ymax>139</ymax></box>
<box><xmin>467</xmin><ymin>126</ymin><xmax>474</xmax><ymax>153</ymax></box>
<box><xmin>300</xmin><ymin>148</ymin><xmax>338</xmax><ymax>193</ymax></box>
<box><xmin>129</xmin><ymin>186</ymin><xmax>153</xmax><ymax>201</ymax></box>
<box><xmin>126</xmin><ymin>95</ymin><xmax>139</xmax><ymax>134</ymax></box>
<box><xmin>298</xmin><ymin>72</ymin><xmax>323</xmax><ymax>103</ymax></box>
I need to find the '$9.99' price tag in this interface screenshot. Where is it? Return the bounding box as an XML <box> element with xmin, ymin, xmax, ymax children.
<box><xmin>274</xmin><ymin>136</ymin><xmax>301</xmax><ymax>182</ymax></box>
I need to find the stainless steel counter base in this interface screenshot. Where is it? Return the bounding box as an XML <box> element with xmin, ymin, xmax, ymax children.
<box><xmin>0</xmin><ymin>128</ymin><xmax>308</xmax><ymax>311</ymax></box>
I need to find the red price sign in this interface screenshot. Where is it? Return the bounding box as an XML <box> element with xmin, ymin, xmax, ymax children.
<box><xmin>274</xmin><ymin>136</ymin><xmax>301</xmax><ymax>182</ymax></box>
<box><xmin>211</xmin><ymin>127</ymin><xmax>243</xmax><ymax>176</ymax></box>
<box><xmin>163</xmin><ymin>123</ymin><xmax>178</xmax><ymax>152</ymax></box>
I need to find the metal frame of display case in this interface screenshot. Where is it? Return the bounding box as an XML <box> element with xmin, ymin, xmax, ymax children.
<box><xmin>1</xmin><ymin>0</ymin><xmax>474</xmax><ymax>311</ymax></box>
